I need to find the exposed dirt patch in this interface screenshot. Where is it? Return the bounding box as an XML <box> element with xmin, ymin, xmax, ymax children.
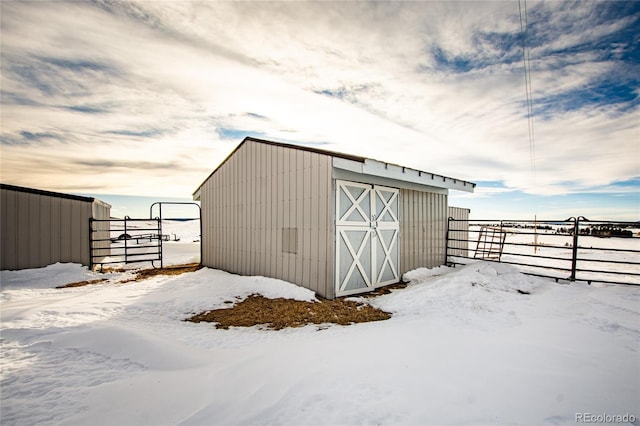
<box><xmin>360</xmin><ymin>282</ymin><xmax>408</xmax><ymax>297</ymax></box>
<box><xmin>186</xmin><ymin>294</ymin><xmax>392</xmax><ymax>330</ymax></box>
<box><xmin>56</xmin><ymin>278</ymin><xmax>108</xmax><ymax>289</ymax></box>
<box><xmin>57</xmin><ymin>263</ymin><xmax>203</xmax><ymax>288</ymax></box>
<box><xmin>98</xmin><ymin>266</ymin><xmax>129</xmax><ymax>273</ymax></box>
<box><xmin>122</xmin><ymin>263</ymin><xmax>203</xmax><ymax>283</ymax></box>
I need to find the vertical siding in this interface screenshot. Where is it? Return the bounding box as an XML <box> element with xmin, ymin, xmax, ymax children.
<box><xmin>276</xmin><ymin>147</ymin><xmax>284</xmax><ymax>278</ymax></box>
<box><xmin>399</xmin><ymin>189</ymin><xmax>448</xmax><ymax>275</ymax></box>
<box><xmin>1</xmin><ymin>188</ymin><xmax>108</xmax><ymax>270</ymax></box>
<box><xmin>50</xmin><ymin>197</ymin><xmax>61</xmax><ymax>266</ymax></box>
<box><xmin>1</xmin><ymin>189</ymin><xmax>18</xmax><ymax>269</ymax></box>
<box><xmin>287</xmin><ymin>148</ymin><xmax>296</xmax><ymax>282</ymax></box>
<box><xmin>16</xmin><ymin>192</ymin><xmax>30</xmax><ymax>269</ymax></box>
<box><xmin>39</xmin><ymin>195</ymin><xmax>51</xmax><ymax>266</ymax></box>
<box><xmin>92</xmin><ymin>202</ymin><xmax>112</xmax><ymax>260</ymax></box>
<box><xmin>59</xmin><ymin>199</ymin><xmax>72</xmax><ymax>262</ymax></box>
<box><xmin>28</xmin><ymin>193</ymin><xmax>41</xmax><ymax>268</ymax></box>
<box><xmin>200</xmin><ymin>141</ymin><xmax>335</xmax><ymax>298</ymax></box>
<box><xmin>447</xmin><ymin>206</ymin><xmax>470</xmax><ymax>258</ymax></box>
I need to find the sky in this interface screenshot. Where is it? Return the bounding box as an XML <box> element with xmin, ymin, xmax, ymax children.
<box><xmin>1</xmin><ymin>0</ymin><xmax>638</xmax><ymax>220</ymax></box>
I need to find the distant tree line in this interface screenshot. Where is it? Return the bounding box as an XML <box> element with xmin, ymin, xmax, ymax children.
<box><xmin>555</xmin><ymin>224</ymin><xmax>634</xmax><ymax>238</ymax></box>
<box><xmin>502</xmin><ymin>223</ymin><xmax>553</xmax><ymax>230</ymax></box>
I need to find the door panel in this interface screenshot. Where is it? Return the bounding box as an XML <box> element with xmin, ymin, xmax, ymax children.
<box><xmin>337</xmin><ymin>228</ymin><xmax>372</xmax><ymax>292</ymax></box>
<box><xmin>336</xmin><ymin>181</ymin><xmax>400</xmax><ymax>296</ymax></box>
<box><xmin>374</xmin><ymin>187</ymin><xmax>399</xmax><ymax>224</ymax></box>
<box><xmin>337</xmin><ymin>181</ymin><xmax>371</xmax><ymax>226</ymax></box>
<box><xmin>374</xmin><ymin>228</ymin><xmax>399</xmax><ymax>285</ymax></box>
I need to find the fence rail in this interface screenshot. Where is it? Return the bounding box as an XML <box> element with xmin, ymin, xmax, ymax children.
<box><xmin>89</xmin><ymin>217</ymin><xmax>163</xmax><ymax>269</ymax></box>
<box><xmin>445</xmin><ymin>217</ymin><xmax>640</xmax><ymax>286</ymax></box>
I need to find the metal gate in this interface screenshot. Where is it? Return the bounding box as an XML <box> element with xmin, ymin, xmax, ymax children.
<box><xmin>89</xmin><ymin>217</ymin><xmax>163</xmax><ymax>269</ymax></box>
<box><xmin>474</xmin><ymin>226</ymin><xmax>507</xmax><ymax>260</ymax></box>
<box><xmin>335</xmin><ymin>180</ymin><xmax>400</xmax><ymax>296</ymax></box>
<box><xmin>446</xmin><ymin>217</ymin><xmax>640</xmax><ymax>286</ymax></box>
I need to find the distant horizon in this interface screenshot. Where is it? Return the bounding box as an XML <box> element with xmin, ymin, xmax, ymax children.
<box><xmin>4</xmin><ymin>178</ymin><xmax>635</xmax><ymax>222</ymax></box>
<box><xmin>79</xmin><ymin>190</ymin><xmax>638</xmax><ymax>223</ymax></box>
<box><xmin>79</xmin><ymin>193</ymin><xmax>201</xmax><ymax>221</ymax></box>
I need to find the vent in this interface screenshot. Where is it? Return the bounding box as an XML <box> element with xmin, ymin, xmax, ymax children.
<box><xmin>282</xmin><ymin>228</ymin><xmax>298</xmax><ymax>254</ymax></box>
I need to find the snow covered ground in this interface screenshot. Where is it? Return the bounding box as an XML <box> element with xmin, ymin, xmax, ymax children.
<box><xmin>2</xmin><ymin>257</ymin><xmax>638</xmax><ymax>425</ymax></box>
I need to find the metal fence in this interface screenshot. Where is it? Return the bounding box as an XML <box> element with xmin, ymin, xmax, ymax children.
<box><xmin>446</xmin><ymin>217</ymin><xmax>640</xmax><ymax>286</ymax></box>
<box><xmin>90</xmin><ymin>217</ymin><xmax>163</xmax><ymax>270</ymax></box>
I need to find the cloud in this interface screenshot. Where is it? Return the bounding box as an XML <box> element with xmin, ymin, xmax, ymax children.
<box><xmin>0</xmin><ymin>0</ymin><xmax>638</xmax><ymax>206</ymax></box>
<box><xmin>62</xmin><ymin>104</ymin><xmax>110</xmax><ymax>114</ymax></box>
<box><xmin>104</xmin><ymin>129</ymin><xmax>167</xmax><ymax>138</ymax></box>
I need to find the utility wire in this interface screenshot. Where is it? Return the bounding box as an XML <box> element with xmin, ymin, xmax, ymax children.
<box><xmin>519</xmin><ymin>0</ymin><xmax>537</xmax><ymax>190</ymax></box>
<box><xmin>519</xmin><ymin>0</ymin><xmax>538</xmax><ymax>252</ymax></box>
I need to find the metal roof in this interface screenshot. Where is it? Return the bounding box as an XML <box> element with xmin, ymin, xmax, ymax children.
<box><xmin>0</xmin><ymin>183</ymin><xmax>111</xmax><ymax>206</ymax></box>
<box><xmin>193</xmin><ymin>136</ymin><xmax>476</xmax><ymax>197</ymax></box>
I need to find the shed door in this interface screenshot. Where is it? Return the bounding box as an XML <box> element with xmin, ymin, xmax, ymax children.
<box><xmin>336</xmin><ymin>180</ymin><xmax>399</xmax><ymax>296</ymax></box>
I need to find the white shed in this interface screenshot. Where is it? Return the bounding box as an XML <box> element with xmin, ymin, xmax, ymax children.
<box><xmin>1</xmin><ymin>184</ymin><xmax>111</xmax><ymax>270</ymax></box>
<box><xmin>193</xmin><ymin>137</ymin><xmax>474</xmax><ymax>298</ymax></box>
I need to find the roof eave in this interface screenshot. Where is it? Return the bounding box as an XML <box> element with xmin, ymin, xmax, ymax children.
<box><xmin>333</xmin><ymin>158</ymin><xmax>475</xmax><ymax>193</ymax></box>
<box><xmin>0</xmin><ymin>183</ymin><xmax>112</xmax><ymax>203</ymax></box>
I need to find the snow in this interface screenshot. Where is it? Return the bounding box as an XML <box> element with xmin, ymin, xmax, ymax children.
<box><xmin>160</xmin><ymin>220</ymin><xmax>202</xmax><ymax>267</ymax></box>
<box><xmin>1</xmin><ymin>224</ymin><xmax>639</xmax><ymax>425</ymax></box>
<box><xmin>0</xmin><ymin>262</ymin><xmax>114</xmax><ymax>290</ymax></box>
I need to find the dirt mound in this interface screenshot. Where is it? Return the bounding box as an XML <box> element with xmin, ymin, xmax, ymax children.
<box><xmin>186</xmin><ymin>294</ymin><xmax>392</xmax><ymax>330</ymax></box>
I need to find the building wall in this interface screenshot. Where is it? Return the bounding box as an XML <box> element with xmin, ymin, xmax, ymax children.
<box><xmin>200</xmin><ymin>141</ymin><xmax>335</xmax><ymax>298</ymax></box>
<box><xmin>90</xmin><ymin>201</ymin><xmax>113</xmax><ymax>262</ymax></box>
<box><xmin>447</xmin><ymin>206</ymin><xmax>470</xmax><ymax>258</ymax></box>
<box><xmin>399</xmin><ymin>189</ymin><xmax>448</xmax><ymax>274</ymax></box>
<box><xmin>1</xmin><ymin>187</ymin><xmax>108</xmax><ymax>270</ymax></box>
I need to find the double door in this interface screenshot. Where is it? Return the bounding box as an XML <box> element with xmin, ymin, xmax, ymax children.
<box><xmin>335</xmin><ymin>180</ymin><xmax>400</xmax><ymax>296</ymax></box>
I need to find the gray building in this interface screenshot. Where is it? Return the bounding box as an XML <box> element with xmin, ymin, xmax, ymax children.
<box><xmin>193</xmin><ymin>137</ymin><xmax>474</xmax><ymax>298</ymax></box>
<box><xmin>1</xmin><ymin>184</ymin><xmax>111</xmax><ymax>270</ymax></box>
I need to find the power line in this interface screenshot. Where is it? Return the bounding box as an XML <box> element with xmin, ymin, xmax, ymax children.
<box><xmin>519</xmin><ymin>0</ymin><xmax>537</xmax><ymax>191</ymax></box>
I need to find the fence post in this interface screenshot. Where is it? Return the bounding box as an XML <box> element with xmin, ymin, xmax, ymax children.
<box><xmin>568</xmin><ymin>217</ymin><xmax>578</xmax><ymax>281</ymax></box>
<box><xmin>88</xmin><ymin>218</ymin><xmax>94</xmax><ymax>270</ymax></box>
<box><xmin>124</xmin><ymin>216</ymin><xmax>129</xmax><ymax>265</ymax></box>
<box><xmin>569</xmin><ymin>216</ymin><xmax>589</xmax><ymax>282</ymax></box>
<box><xmin>158</xmin><ymin>218</ymin><xmax>163</xmax><ymax>269</ymax></box>
<box><xmin>445</xmin><ymin>217</ymin><xmax>452</xmax><ymax>266</ymax></box>
<box><xmin>499</xmin><ymin>220</ymin><xmax>505</xmax><ymax>260</ymax></box>
<box><xmin>159</xmin><ymin>205</ymin><xmax>163</xmax><ymax>268</ymax></box>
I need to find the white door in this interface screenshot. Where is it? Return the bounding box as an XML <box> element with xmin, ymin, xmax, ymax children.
<box><xmin>372</xmin><ymin>186</ymin><xmax>400</xmax><ymax>286</ymax></box>
<box><xmin>336</xmin><ymin>180</ymin><xmax>400</xmax><ymax>296</ymax></box>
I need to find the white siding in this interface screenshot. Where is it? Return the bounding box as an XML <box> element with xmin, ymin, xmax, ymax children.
<box><xmin>91</xmin><ymin>201</ymin><xmax>112</xmax><ymax>260</ymax></box>
<box><xmin>199</xmin><ymin>141</ymin><xmax>335</xmax><ymax>298</ymax></box>
<box><xmin>399</xmin><ymin>189</ymin><xmax>448</xmax><ymax>274</ymax></box>
<box><xmin>447</xmin><ymin>206</ymin><xmax>470</xmax><ymax>258</ymax></box>
<box><xmin>1</xmin><ymin>186</ymin><xmax>109</xmax><ymax>270</ymax></box>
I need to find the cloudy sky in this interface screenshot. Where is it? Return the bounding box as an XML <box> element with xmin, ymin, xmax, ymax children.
<box><xmin>1</xmin><ymin>1</ymin><xmax>638</xmax><ymax>219</ymax></box>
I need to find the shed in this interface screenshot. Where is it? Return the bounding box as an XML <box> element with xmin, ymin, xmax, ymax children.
<box><xmin>193</xmin><ymin>137</ymin><xmax>474</xmax><ymax>298</ymax></box>
<box><xmin>1</xmin><ymin>184</ymin><xmax>111</xmax><ymax>270</ymax></box>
